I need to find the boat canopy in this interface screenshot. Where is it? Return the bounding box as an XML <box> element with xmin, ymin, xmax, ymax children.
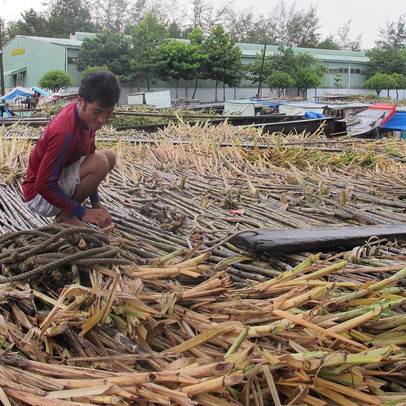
<box><xmin>32</xmin><ymin>87</ymin><xmax>50</xmax><ymax>97</ymax></box>
<box><xmin>279</xmin><ymin>103</ymin><xmax>325</xmax><ymax>116</ymax></box>
<box><xmin>224</xmin><ymin>99</ymin><xmax>281</xmax><ymax>116</ymax></box>
<box><xmin>1</xmin><ymin>86</ymin><xmax>33</xmax><ymax>101</ymax></box>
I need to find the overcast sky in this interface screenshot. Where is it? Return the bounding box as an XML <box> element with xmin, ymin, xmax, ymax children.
<box><xmin>1</xmin><ymin>0</ymin><xmax>405</xmax><ymax>49</ymax></box>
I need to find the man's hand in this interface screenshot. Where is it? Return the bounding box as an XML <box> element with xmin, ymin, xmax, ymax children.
<box><xmin>91</xmin><ymin>201</ymin><xmax>106</xmax><ymax>210</ymax></box>
<box><xmin>82</xmin><ymin>205</ymin><xmax>112</xmax><ymax>228</ymax></box>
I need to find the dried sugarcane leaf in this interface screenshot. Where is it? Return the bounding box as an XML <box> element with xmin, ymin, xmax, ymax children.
<box><xmin>80</xmin><ymin>306</ymin><xmax>106</xmax><ymax>336</ymax></box>
<box><xmin>46</xmin><ymin>384</ymin><xmax>118</xmax><ymax>399</ymax></box>
<box><xmin>165</xmin><ymin>321</ymin><xmax>242</xmax><ymax>354</ymax></box>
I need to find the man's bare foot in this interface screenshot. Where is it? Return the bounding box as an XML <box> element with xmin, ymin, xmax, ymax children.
<box><xmin>54</xmin><ymin>211</ymin><xmax>88</xmax><ymax>227</ymax></box>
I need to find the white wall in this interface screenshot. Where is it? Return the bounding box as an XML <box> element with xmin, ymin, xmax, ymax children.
<box><xmin>67</xmin><ymin>85</ymin><xmax>406</xmax><ymax>105</ymax></box>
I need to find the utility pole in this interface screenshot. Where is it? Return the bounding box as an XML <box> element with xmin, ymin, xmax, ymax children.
<box><xmin>0</xmin><ymin>22</ymin><xmax>5</xmax><ymax>96</ymax></box>
<box><xmin>256</xmin><ymin>44</ymin><xmax>267</xmax><ymax>99</ymax></box>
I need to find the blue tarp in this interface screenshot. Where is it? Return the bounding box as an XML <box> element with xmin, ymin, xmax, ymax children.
<box><xmin>305</xmin><ymin>111</ymin><xmax>325</xmax><ymax>119</ymax></box>
<box><xmin>380</xmin><ymin>112</ymin><xmax>406</xmax><ymax>130</ymax></box>
<box><xmin>1</xmin><ymin>86</ymin><xmax>33</xmax><ymax>101</ymax></box>
<box><xmin>32</xmin><ymin>87</ymin><xmax>49</xmax><ymax>97</ymax></box>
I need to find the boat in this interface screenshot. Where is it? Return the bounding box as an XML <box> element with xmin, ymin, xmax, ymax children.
<box><xmin>380</xmin><ymin>110</ymin><xmax>406</xmax><ymax>140</ymax></box>
<box><xmin>338</xmin><ymin>103</ymin><xmax>396</xmax><ymax>139</ymax></box>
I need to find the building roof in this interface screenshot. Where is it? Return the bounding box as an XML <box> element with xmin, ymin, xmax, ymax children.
<box><xmin>9</xmin><ymin>35</ymin><xmax>82</xmax><ymax>48</ymax></box>
<box><xmin>7</xmin><ymin>32</ymin><xmax>369</xmax><ymax>63</ymax></box>
<box><xmin>237</xmin><ymin>43</ymin><xmax>369</xmax><ymax>63</ymax></box>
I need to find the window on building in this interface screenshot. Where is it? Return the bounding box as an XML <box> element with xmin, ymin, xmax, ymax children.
<box><xmin>329</xmin><ymin>68</ymin><xmax>350</xmax><ymax>74</ymax></box>
<box><xmin>15</xmin><ymin>72</ymin><xmax>24</xmax><ymax>87</ymax></box>
<box><xmin>67</xmin><ymin>57</ymin><xmax>77</xmax><ymax>64</ymax></box>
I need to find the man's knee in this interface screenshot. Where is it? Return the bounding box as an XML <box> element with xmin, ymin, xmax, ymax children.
<box><xmin>98</xmin><ymin>150</ymin><xmax>116</xmax><ymax>172</ymax></box>
<box><xmin>81</xmin><ymin>152</ymin><xmax>109</xmax><ymax>177</ymax></box>
<box><xmin>80</xmin><ymin>151</ymin><xmax>116</xmax><ymax>180</ymax></box>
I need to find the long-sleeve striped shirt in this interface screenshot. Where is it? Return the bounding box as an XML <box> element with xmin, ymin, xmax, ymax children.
<box><xmin>22</xmin><ymin>102</ymin><xmax>96</xmax><ymax>218</ymax></box>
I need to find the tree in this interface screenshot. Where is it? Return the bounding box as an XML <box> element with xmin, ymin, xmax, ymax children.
<box><xmin>248</xmin><ymin>50</ymin><xmax>274</xmax><ymax>86</ymax></box>
<box><xmin>201</xmin><ymin>24</ymin><xmax>243</xmax><ymax>101</ymax></box>
<box><xmin>47</xmin><ymin>0</ymin><xmax>98</xmax><ymax>38</ymax></box>
<box><xmin>267</xmin><ymin>46</ymin><xmax>298</xmax><ymax>78</ymax></box>
<box><xmin>38</xmin><ymin>70</ymin><xmax>72</xmax><ymax>93</ymax></box>
<box><xmin>336</xmin><ymin>19</ymin><xmax>362</xmax><ymax>51</ymax></box>
<box><xmin>390</xmin><ymin>73</ymin><xmax>406</xmax><ymax>99</ymax></box>
<box><xmin>266</xmin><ymin>71</ymin><xmax>295</xmax><ymax>98</ymax></box>
<box><xmin>364</xmin><ymin>73</ymin><xmax>396</xmax><ymax>96</ymax></box>
<box><xmin>285</xmin><ymin>3</ymin><xmax>320</xmax><ymax>48</ymax></box>
<box><xmin>156</xmin><ymin>40</ymin><xmax>206</xmax><ymax>98</ymax></box>
<box><xmin>317</xmin><ymin>36</ymin><xmax>340</xmax><ymax>50</ymax></box>
<box><xmin>130</xmin><ymin>13</ymin><xmax>168</xmax><ymax>90</ymax></box>
<box><xmin>86</xmin><ymin>0</ymin><xmax>132</xmax><ymax>32</ymax></box>
<box><xmin>260</xmin><ymin>0</ymin><xmax>321</xmax><ymax>47</ymax></box>
<box><xmin>80</xmin><ymin>65</ymin><xmax>110</xmax><ymax>79</ymax></box>
<box><xmin>5</xmin><ymin>9</ymin><xmax>49</xmax><ymax>40</ymax></box>
<box><xmin>376</xmin><ymin>13</ymin><xmax>406</xmax><ymax>51</ymax></box>
<box><xmin>365</xmin><ymin>47</ymin><xmax>406</xmax><ymax>78</ymax></box>
<box><xmin>227</xmin><ymin>10</ymin><xmax>256</xmax><ymax>43</ymax></box>
<box><xmin>167</xmin><ymin>21</ymin><xmax>182</xmax><ymax>39</ymax></box>
<box><xmin>188</xmin><ymin>0</ymin><xmax>234</xmax><ymax>36</ymax></box>
<box><xmin>188</xmin><ymin>26</ymin><xmax>204</xmax><ymax>45</ymax></box>
<box><xmin>296</xmin><ymin>66</ymin><xmax>324</xmax><ymax>98</ymax></box>
<box><xmin>275</xmin><ymin>48</ymin><xmax>327</xmax><ymax>95</ymax></box>
<box><xmin>187</xmin><ymin>27</ymin><xmax>206</xmax><ymax>98</ymax></box>
<box><xmin>250</xmin><ymin>46</ymin><xmax>327</xmax><ymax>97</ymax></box>
<box><xmin>75</xmin><ymin>29</ymin><xmax>131</xmax><ymax>80</ymax></box>
<box><xmin>334</xmin><ymin>74</ymin><xmax>343</xmax><ymax>92</ymax></box>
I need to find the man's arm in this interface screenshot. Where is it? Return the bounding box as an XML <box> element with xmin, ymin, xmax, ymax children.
<box><xmin>34</xmin><ymin>133</ymin><xmax>85</xmax><ymax>214</ymax></box>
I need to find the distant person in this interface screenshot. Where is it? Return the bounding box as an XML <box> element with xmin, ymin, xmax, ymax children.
<box><xmin>32</xmin><ymin>91</ymin><xmax>41</xmax><ymax>108</ymax></box>
<box><xmin>23</xmin><ymin>71</ymin><xmax>120</xmax><ymax>228</ymax></box>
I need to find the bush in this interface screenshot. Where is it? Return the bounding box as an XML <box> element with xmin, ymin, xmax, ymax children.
<box><xmin>38</xmin><ymin>70</ymin><xmax>72</xmax><ymax>93</ymax></box>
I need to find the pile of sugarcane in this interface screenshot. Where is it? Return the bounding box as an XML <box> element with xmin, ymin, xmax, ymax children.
<box><xmin>2</xmin><ymin>124</ymin><xmax>406</xmax><ymax>281</ymax></box>
<box><xmin>31</xmin><ymin>104</ymin><xmax>222</xmax><ymax>128</ymax></box>
<box><xmin>1</xmin><ymin>121</ymin><xmax>406</xmax><ymax>405</ymax></box>
<box><xmin>1</xmin><ymin>223</ymin><xmax>406</xmax><ymax>405</ymax></box>
<box><xmin>111</xmin><ymin>106</ymin><xmax>222</xmax><ymax>128</ymax></box>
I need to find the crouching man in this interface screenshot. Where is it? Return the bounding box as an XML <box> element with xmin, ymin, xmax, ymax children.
<box><xmin>23</xmin><ymin>70</ymin><xmax>120</xmax><ymax>228</ymax></box>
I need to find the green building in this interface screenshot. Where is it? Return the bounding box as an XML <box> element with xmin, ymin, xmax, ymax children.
<box><xmin>2</xmin><ymin>33</ymin><xmax>371</xmax><ymax>101</ymax></box>
<box><xmin>239</xmin><ymin>43</ymin><xmax>369</xmax><ymax>92</ymax></box>
<box><xmin>3</xmin><ymin>35</ymin><xmax>82</xmax><ymax>91</ymax></box>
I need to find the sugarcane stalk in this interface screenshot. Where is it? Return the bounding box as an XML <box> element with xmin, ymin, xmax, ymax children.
<box><xmin>328</xmin><ymin>305</ymin><xmax>383</xmax><ymax>334</ymax></box>
<box><xmin>2</xmin><ymin>387</ymin><xmax>79</xmax><ymax>406</ymax></box>
<box><xmin>314</xmin><ymin>377</ymin><xmax>381</xmax><ymax>405</ymax></box>
<box><xmin>367</xmin><ymin>266</ymin><xmax>406</xmax><ymax>292</ymax></box>
<box><xmin>277</xmin><ymin>285</ymin><xmax>333</xmax><ymax>311</ymax></box>
<box><xmin>271</xmin><ymin>309</ymin><xmax>367</xmax><ymax>349</ymax></box>
<box><xmin>180</xmin><ymin>373</ymin><xmax>243</xmax><ymax>396</ymax></box>
<box><xmin>296</xmin><ymin>260</ymin><xmax>347</xmax><ymax>280</ymax></box>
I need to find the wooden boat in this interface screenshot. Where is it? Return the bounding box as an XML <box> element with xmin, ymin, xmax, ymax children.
<box><xmin>0</xmin><ymin>111</ymin><xmax>342</xmax><ymax>136</ymax></box>
<box><xmin>337</xmin><ymin>103</ymin><xmax>396</xmax><ymax>139</ymax></box>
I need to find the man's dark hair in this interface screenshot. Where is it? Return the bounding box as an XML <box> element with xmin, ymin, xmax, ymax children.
<box><xmin>79</xmin><ymin>70</ymin><xmax>120</xmax><ymax>107</ymax></box>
